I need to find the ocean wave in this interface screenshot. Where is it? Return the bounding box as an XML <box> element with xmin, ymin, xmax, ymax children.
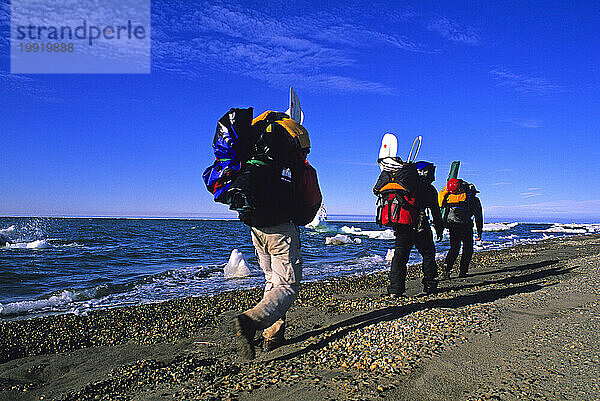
<box><xmin>0</xmin><ymin>264</ymin><xmax>226</xmax><ymax>318</ymax></box>
<box><xmin>4</xmin><ymin>239</ymin><xmax>53</xmax><ymax>249</ymax></box>
<box><xmin>0</xmin><ymin>225</ymin><xmax>16</xmax><ymax>235</ymax></box>
<box><xmin>531</xmin><ymin>223</ymin><xmax>600</xmax><ymax>234</ymax></box>
<box><xmin>483</xmin><ymin>222</ymin><xmax>518</xmax><ymax>232</ymax></box>
<box><xmin>0</xmin><ymin>288</ymin><xmax>97</xmax><ymax>317</ymax></box>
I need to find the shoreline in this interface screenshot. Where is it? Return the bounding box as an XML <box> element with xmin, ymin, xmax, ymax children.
<box><xmin>1</xmin><ymin>234</ymin><xmax>600</xmax><ymax>400</ymax></box>
<box><xmin>0</xmin><ymin>226</ymin><xmax>591</xmax><ymax>322</ymax></box>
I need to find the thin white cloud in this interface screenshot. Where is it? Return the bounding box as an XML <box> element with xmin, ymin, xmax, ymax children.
<box><xmin>427</xmin><ymin>16</ymin><xmax>479</xmax><ymax>45</ymax></box>
<box><xmin>503</xmin><ymin>118</ymin><xmax>542</xmax><ymax>128</ymax></box>
<box><xmin>492</xmin><ymin>182</ymin><xmax>512</xmax><ymax>186</ymax></box>
<box><xmin>149</xmin><ymin>2</ymin><xmax>479</xmax><ymax>93</ymax></box>
<box><xmin>150</xmin><ymin>2</ymin><xmax>400</xmax><ymax>93</ymax></box>
<box><xmin>521</xmin><ymin>192</ymin><xmax>543</xmax><ymax>199</ymax></box>
<box><xmin>490</xmin><ymin>69</ymin><xmax>562</xmax><ymax>94</ymax></box>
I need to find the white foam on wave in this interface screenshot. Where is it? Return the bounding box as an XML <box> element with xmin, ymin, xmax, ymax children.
<box><xmin>483</xmin><ymin>222</ymin><xmax>518</xmax><ymax>232</ymax></box>
<box><xmin>325</xmin><ymin>234</ymin><xmax>362</xmax><ymax>245</ymax></box>
<box><xmin>4</xmin><ymin>239</ymin><xmax>53</xmax><ymax>249</ymax></box>
<box><xmin>340</xmin><ymin>226</ymin><xmax>395</xmax><ymax>240</ymax></box>
<box><xmin>532</xmin><ymin>223</ymin><xmax>600</xmax><ymax>234</ymax></box>
<box><xmin>0</xmin><ymin>288</ymin><xmax>97</xmax><ymax>317</ymax></box>
<box><xmin>0</xmin><ymin>225</ymin><xmax>16</xmax><ymax>235</ymax></box>
<box><xmin>224</xmin><ymin>249</ymin><xmax>251</xmax><ymax>278</ymax></box>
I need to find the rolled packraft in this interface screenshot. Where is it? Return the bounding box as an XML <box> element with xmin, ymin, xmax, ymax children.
<box><xmin>440</xmin><ymin>160</ymin><xmax>460</xmax><ymax>221</ymax></box>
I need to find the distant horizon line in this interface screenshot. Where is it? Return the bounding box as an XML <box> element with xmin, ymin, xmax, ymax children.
<box><xmin>1</xmin><ymin>214</ymin><xmax>599</xmax><ymax>224</ymax></box>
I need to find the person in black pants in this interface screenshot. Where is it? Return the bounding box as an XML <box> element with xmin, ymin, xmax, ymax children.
<box><xmin>440</xmin><ymin>179</ymin><xmax>483</xmax><ymax>279</ymax></box>
<box><xmin>385</xmin><ymin>162</ymin><xmax>444</xmax><ymax>296</ymax></box>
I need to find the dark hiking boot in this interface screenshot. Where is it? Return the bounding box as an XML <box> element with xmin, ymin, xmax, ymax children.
<box><xmin>458</xmin><ymin>272</ymin><xmax>468</xmax><ymax>278</ymax></box>
<box><xmin>423</xmin><ymin>282</ymin><xmax>438</xmax><ymax>295</ymax></box>
<box><xmin>232</xmin><ymin>314</ymin><xmax>256</xmax><ymax>360</ymax></box>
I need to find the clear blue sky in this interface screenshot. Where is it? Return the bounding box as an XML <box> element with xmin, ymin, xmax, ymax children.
<box><xmin>1</xmin><ymin>1</ymin><xmax>599</xmax><ymax>220</ymax></box>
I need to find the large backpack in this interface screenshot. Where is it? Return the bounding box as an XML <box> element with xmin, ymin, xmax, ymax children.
<box><xmin>373</xmin><ymin>163</ymin><xmax>419</xmax><ymax>228</ymax></box>
<box><xmin>202</xmin><ymin>108</ymin><xmax>256</xmax><ymax>203</ymax></box>
<box><xmin>438</xmin><ymin>179</ymin><xmax>475</xmax><ymax>225</ymax></box>
<box><xmin>205</xmin><ymin>109</ymin><xmax>319</xmax><ymax>227</ymax></box>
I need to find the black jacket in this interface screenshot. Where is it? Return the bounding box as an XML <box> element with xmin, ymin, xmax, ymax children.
<box><xmin>417</xmin><ymin>183</ymin><xmax>444</xmax><ymax>234</ymax></box>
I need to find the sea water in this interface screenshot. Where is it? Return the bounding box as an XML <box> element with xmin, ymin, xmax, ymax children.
<box><xmin>1</xmin><ymin>217</ymin><xmax>599</xmax><ymax>320</ymax></box>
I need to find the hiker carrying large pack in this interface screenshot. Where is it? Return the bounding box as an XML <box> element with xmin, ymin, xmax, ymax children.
<box><xmin>203</xmin><ymin>96</ymin><xmax>321</xmax><ymax>360</ymax></box>
<box><xmin>373</xmin><ymin>162</ymin><xmax>419</xmax><ymax>228</ymax></box>
<box><xmin>203</xmin><ymin>109</ymin><xmax>321</xmax><ymax>227</ymax></box>
<box><xmin>438</xmin><ymin>178</ymin><xmax>483</xmax><ymax>279</ymax></box>
<box><xmin>373</xmin><ymin>134</ymin><xmax>443</xmax><ymax>296</ymax></box>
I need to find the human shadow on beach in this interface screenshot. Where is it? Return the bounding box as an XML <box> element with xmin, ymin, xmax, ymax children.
<box><xmin>437</xmin><ymin>260</ymin><xmax>561</xmax><ymax>294</ymax></box>
<box><xmin>464</xmin><ymin>259</ymin><xmax>559</xmax><ymax>279</ymax></box>
<box><xmin>272</xmin><ymin>262</ymin><xmax>574</xmax><ymax>362</ymax></box>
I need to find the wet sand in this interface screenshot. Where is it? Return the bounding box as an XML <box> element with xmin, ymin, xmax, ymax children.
<box><xmin>1</xmin><ymin>234</ymin><xmax>599</xmax><ymax>400</ymax></box>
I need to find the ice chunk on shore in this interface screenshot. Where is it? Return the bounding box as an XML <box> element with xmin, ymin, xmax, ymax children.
<box><xmin>224</xmin><ymin>249</ymin><xmax>251</xmax><ymax>278</ymax></box>
<box><xmin>325</xmin><ymin>234</ymin><xmax>361</xmax><ymax>245</ymax></box>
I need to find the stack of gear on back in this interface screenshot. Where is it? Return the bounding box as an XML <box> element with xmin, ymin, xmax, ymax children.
<box><xmin>203</xmin><ymin>109</ymin><xmax>321</xmax><ymax>227</ymax></box>
<box><xmin>373</xmin><ymin>160</ymin><xmax>419</xmax><ymax>228</ymax></box>
<box><xmin>438</xmin><ymin>178</ymin><xmax>479</xmax><ymax>225</ymax></box>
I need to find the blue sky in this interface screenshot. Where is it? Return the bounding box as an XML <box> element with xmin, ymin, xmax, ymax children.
<box><xmin>1</xmin><ymin>0</ymin><xmax>599</xmax><ymax>220</ymax></box>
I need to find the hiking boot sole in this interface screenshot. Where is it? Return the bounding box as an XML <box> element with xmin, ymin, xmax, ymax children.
<box><xmin>232</xmin><ymin>316</ymin><xmax>256</xmax><ymax>360</ymax></box>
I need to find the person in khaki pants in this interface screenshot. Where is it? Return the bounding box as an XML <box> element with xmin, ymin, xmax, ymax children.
<box><xmin>238</xmin><ymin>222</ymin><xmax>302</xmax><ymax>355</ymax></box>
<box><xmin>231</xmin><ymin>113</ymin><xmax>322</xmax><ymax>359</ymax></box>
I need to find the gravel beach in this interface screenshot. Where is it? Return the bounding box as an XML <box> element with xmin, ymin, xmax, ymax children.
<box><xmin>1</xmin><ymin>234</ymin><xmax>599</xmax><ymax>401</ymax></box>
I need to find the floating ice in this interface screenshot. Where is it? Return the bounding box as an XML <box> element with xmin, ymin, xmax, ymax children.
<box><xmin>386</xmin><ymin>249</ymin><xmax>395</xmax><ymax>261</ymax></box>
<box><xmin>340</xmin><ymin>226</ymin><xmax>395</xmax><ymax>240</ymax></box>
<box><xmin>224</xmin><ymin>249</ymin><xmax>251</xmax><ymax>278</ymax></box>
<box><xmin>306</xmin><ymin>205</ymin><xmax>337</xmax><ymax>233</ymax></box>
<box><xmin>325</xmin><ymin>234</ymin><xmax>361</xmax><ymax>245</ymax></box>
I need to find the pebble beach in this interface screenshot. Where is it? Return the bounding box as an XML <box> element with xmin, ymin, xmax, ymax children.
<box><xmin>1</xmin><ymin>234</ymin><xmax>599</xmax><ymax>401</ymax></box>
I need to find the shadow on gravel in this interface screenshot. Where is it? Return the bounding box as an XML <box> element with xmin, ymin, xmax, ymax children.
<box><xmin>466</xmin><ymin>260</ymin><xmax>559</xmax><ymax>279</ymax></box>
<box><xmin>273</xmin><ymin>261</ymin><xmax>574</xmax><ymax>362</ymax></box>
<box><xmin>438</xmin><ymin>260</ymin><xmax>561</xmax><ymax>294</ymax></box>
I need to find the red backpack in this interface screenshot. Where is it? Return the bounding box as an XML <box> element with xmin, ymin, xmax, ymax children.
<box><xmin>376</xmin><ymin>191</ymin><xmax>417</xmax><ymax>227</ymax></box>
<box><xmin>373</xmin><ymin>165</ymin><xmax>419</xmax><ymax>228</ymax></box>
